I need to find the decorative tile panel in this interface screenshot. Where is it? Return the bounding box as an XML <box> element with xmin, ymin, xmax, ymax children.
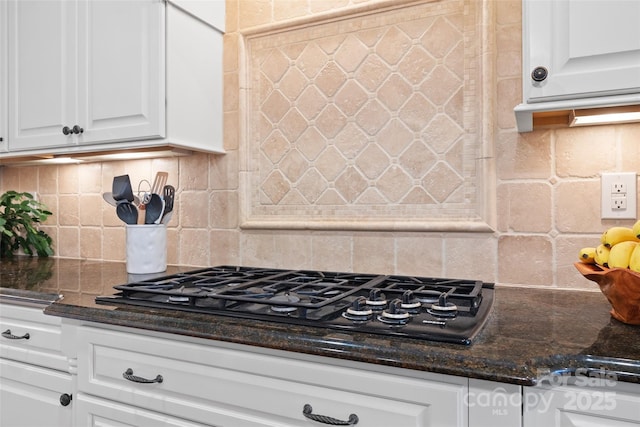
<box><xmin>241</xmin><ymin>0</ymin><xmax>494</xmax><ymax>230</ymax></box>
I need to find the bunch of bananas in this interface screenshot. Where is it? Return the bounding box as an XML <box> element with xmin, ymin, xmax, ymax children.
<box><xmin>579</xmin><ymin>220</ymin><xmax>640</xmax><ymax>272</ymax></box>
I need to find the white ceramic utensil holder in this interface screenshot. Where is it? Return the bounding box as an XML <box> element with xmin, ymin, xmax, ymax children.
<box><xmin>125</xmin><ymin>224</ymin><xmax>167</xmax><ymax>274</ymax></box>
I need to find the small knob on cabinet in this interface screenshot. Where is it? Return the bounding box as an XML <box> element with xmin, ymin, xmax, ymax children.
<box><xmin>59</xmin><ymin>393</ymin><xmax>72</xmax><ymax>407</ymax></box>
<box><xmin>62</xmin><ymin>126</ymin><xmax>72</xmax><ymax>135</ymax></box>
<box><xmin>531</xmin><ymin>66</ymin><xmax>548</xmax><ymax>82</ymax></box>
<box><xmin>72</xmin><ymin>125</ymin><xmax>84</xmax><ymax>134</ymax></box>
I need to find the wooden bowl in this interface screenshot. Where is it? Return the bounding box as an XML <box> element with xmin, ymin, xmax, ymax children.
<box><xmin>575</xmin><ymin>262</ymin><xmax>640</xmax><ymax>325</ymax></box>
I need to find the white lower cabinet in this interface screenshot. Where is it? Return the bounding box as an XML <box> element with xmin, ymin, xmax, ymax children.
<box><xmin>0</xmin><ymin>303</ymin><xmax>73</xmax><ymax>427</ymax></box>
<box><xmin>0</xmin><ymin>358</ymin><xmax>73</xmax><ymax>427</ymax></box>
<box><xmin>523</xmin><ymin>380</ymin><xmax>640</xmax><ymax>426</ymax></box>
<box><xmin>74</xmin><ymin>325</ymin><xmax>471</xmax><ymax>427</ymax></box>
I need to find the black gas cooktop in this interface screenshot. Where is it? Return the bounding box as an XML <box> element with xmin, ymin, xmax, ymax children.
<box><xmin>96</xmin><ymin>266</ymin><xmax>494</xmax><ymax>345</ymax></box>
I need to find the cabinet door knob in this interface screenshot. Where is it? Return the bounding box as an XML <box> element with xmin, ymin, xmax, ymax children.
<box><xmin>62</xmin><ymin>126</ymin><xmax>72</xmax><ymax>135</ymax></box>
<box><xmin>531</xmin><ymin>66</ymin><xmax>548</xmax><ymax>82</ymax></box>
<box><xmin>59</xmin><ymin>393</ymin><xmax>72</xmax><ymax>407</ymax></box>
<box><xmin>302</xmin><ymin>404</ymin><xmax>359</xmax><ymax>425</ymax></box>
<box><xmin>1</xmin><ymin>329</ymin><xmax>30</xmax><ymax>340</ymax></box>
<box><xmin>72</xmin><ymin>125</ymin><xmax>84</xmax><ymax>134</ymax></box>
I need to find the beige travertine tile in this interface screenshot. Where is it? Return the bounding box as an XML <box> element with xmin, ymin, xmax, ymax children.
<box><xmin>273</xmin><ymin>232</ymin><xmax>312</xmax><ymax>269</ymax></box>
<box><xmin>274</xmin><ymin>0</ymin><xmax>308</xmax><ymax>21</ymax></box>
<box><xmin>353</xmin><ymin>233</ymin><xmax>395</xmax><ymax>274</ymax></box>
<box><xmin>18</xmin><ymin>167</ymin><xmax>38</xmax><ymax>193</ymax></box>
<box><xmin>210</xmin><ymin>191</ymin><xmax>239</xmax><ymax>229</ymax></box>
<box><xmin>181</xmin><ymin>190</ymin><xmax>209</xmax><ymax>228</ymax></box>
<box><xmin>620</xmin><ymin>123</ymin><xmax>640</xmax><ymax>172</ymax></box>
<box><xmin>395</xmin><ymin>235</ymin><xmax>444</xmax><ymax>277</ymax></box>
<box><xmin>58</xmin><ymin>165</ymin><xmax>80</xmax><ymax>194</ymax></box>
<box><xmin>496</xmin><ymin>78</ymin><xmax>519</xmax><ymax>130</ymax></box>
<box><xmin>179</xmin><ymin>154</ymin><xmax>209</xmax><ymax>191</ymax></box>
<box><xmin>166</xmin><ymin>228</ymin><xmax>179</xmax><ymax>265</ymax></box>
<box><xmin>179</xmin><ymin>228</ymin><xmax>210</xmax><ymax>267</ymax></box>
<box><xmin>209</xmin><ymin>229</ymin><xmax>240</xmax><ymax>266</ymax></box>
<box><xmin>58</xmin><ymin>195</ymin><xmax>79</xmax><ymax>226</ymax></box>
<box><xmin>223</xmin><ymin>33</ymin><xmax>239</xmax><ymax>74</ymax></box>
<box><xmin>58</xmin><ymin>227</ymin><xmax>80</xmax><ymax>258</ymax></box>
<box><xmin>498</xmin><ymin>235</ymin><xmax>553</xmax><ymax>286</ymax></box>
<box><xmin>0</xmin><ymin>168</ymin><xmax>19</xmax><ymax>192</ymax></box>
<box><xmin>80</xmin><ymin>227</ymin><xmax>103</xmax><ymax>260</ymax></box>
<box><xmin>103</xmin><ymin>227</ymin><xmax>125</xmax><ymax>262</ymax></box>
<box><xmin>497</xmin><ymin>130</ymin><xmax>552</xmax><ymax>180</ymax></box>
<box><xmin>498</xmin><ymin>182</ymin><xmax>552</xmax><ymax>233</ymax></box>
<box><xmin>312</xmin><ymin>234</ymin><xmax>352</xmax><ymax>272</ymax></box>
<box><xmin>38</xmin><ymin>166</ymin><xmax>58</xmax><ymax>195</ymax></box>
<box><xmin>210</xmin><ymin>150</ymin><xmax>239</xmax><ymax>190</ymax></box>
<box><xmin>238</xmin><ymin>0</ymin><xmax>272</xmax><ymax>28</ymax></box>
<box><xmin>556</xmin><ymin>126</ymin><xmax>617</xmax><ymax>178</ymax></box>
<box><xmin>225</xmin><ymin>0</ymin><xmax>238</xmax><ymax>33</ymax></box>
<box><xmin>240</xmin><ymin>232</ymin><xmax>276</xmax><ymax>267</ymax></box>
<box><xmin>309</xmin><ymin>0</ymin><xmax>350</xmax><ymax>14</ymax></box>
<box><xmin>444</xmin><ymin>235</ymin><xmax>497</xmax><ymax>283</ymax></box>
<box><xmin>496</xmin><ymin>0</ymin><xmax>521</xmax><ymax>25</ymax></box>
<box><xmin>224</xmin><ymin>111</ymin><xmax>239</xmax><ymax>151</ymax></box>
<box><xmin>224</xmin><ymin>71</ymin><xmax>240</xmax><ymax>115</ymax></box>
<box><xmin>79</xmin><ymin>194</ymin><xmax>103</xmax><ymax>227</ymax></box>
<box><xmin>78</xmin><ymin>163</ymin><xmax>102</xmax><ymax>194</ymax></box>
<box><xmin>555</xmin><ymin>181</ymin><xmax>603</xmax><ymax>233</ymax></box>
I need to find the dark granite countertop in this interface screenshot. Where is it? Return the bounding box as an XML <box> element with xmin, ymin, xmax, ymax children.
<box><xmin>2</xmin><ymin>257</ymin><xmax>640</xmax><ymax>386</ymax></box>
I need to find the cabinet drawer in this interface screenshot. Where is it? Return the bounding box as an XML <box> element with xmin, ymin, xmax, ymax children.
<box><xmin>77</xmin><ymin>325</ymin><xmax>468</xmax><ymax>427</ymax></box>
<box><xmin>76</xmin><ymin>393</ymin><xmax>209</xmax><ymax>427</ymax></box>
<box><xmin>0</xmin><ymin>303</ymin><xmax>67</xmax><ymax>371</ymax></box>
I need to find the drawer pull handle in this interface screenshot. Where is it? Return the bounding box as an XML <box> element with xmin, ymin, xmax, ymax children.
<box><xmin>123</xmin><ymin>368</ymin><xmax>163</xmax><ymax>384</ymax></box>
<box><xmin>302</xmin><ymin>404</ymin><xmax>358</xmax><ymax>425</ymax></box>
<box><xmin>1</xmin><ymin>329</ymin><xmax>30</xmax><ymax>340</ymax></box>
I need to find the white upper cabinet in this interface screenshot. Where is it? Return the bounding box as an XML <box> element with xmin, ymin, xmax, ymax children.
<box><xmin>6</xmin><ymin>0</ymin><xmax>161</xmax><ymax>152</ymax></box>
<box><xmin>77</xmin><ymin>0</ymin><xmax>165</xmax><ymax>145</ymax></box>
<box><xmin>515</xmin><ymin>0</ymin><xmax>640</xmax><ymax>132</ymax></box>
<box><xmin>1</xmin><ymin>0</ymin><xmax>9</xmax><ymax>152</ymax></box>
<box><xmin>9</xmin><ymin>0</ymin><xmax>73</xmax><ymax>151</ymax></box>
<box><xmin>3</xmin><ymin>0</ymin><xmax>224</xmax><ymax>158</ymax></box>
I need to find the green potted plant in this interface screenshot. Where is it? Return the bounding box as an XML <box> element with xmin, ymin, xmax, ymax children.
<box><xmin>0</xmin><ymin>191</ymin><xmax>54</xmax><ymax>258</ymax></box>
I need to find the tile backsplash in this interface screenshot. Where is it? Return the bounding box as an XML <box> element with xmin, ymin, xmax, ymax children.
<box><xmin>1</xmin><ymin>0</ymin><xmax>639</xmax><ymax>290</ymax></box>
<box><xmin>242</xmin><ymin>0</ymin><xmax>490</xmax><ymax>231</ymax></box>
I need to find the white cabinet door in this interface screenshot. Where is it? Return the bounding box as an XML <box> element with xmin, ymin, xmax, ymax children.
<box><xmin>77</xmin><ymin>0</ymin><xmax>165</xmax><ymax>145</ymax></box>
<box><xmin>7</xmin><ymin>0</ymin><xmax>77</xmax><ymax>151</ymax></box>
<box><xmin>0</xmin><ymin>358</ymin><xmax>73</xmax><ymax>427</ymax></box>
<box><xmin>523</xmin><ymin>382</ymin><xmax>640</xmax><ymax>426</ymax></box>
<box><xmin>7</xmin><ymin>0</ymin><xmax>164</xmax><ymax>153</ymax></box>
<box><xmin>524</xmin><ymin>0</ymin><xmax>640</xmax><ymax>103</ymax></box>
<box><xmin>0</xmin><ymin>0</ymin><xmax>7</xmax><ymax>152</ymax></box>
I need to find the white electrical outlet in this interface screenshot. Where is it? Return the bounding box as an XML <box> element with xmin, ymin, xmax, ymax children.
<box><xmin>601</xmin><ymin>172</ymin><xmax>637</xmax><ymax>219</ymax></box>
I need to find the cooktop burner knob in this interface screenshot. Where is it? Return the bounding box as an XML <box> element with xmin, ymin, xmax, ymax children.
<box><xmin>400</xmin><ymin>290</ymin><xmax>421</xmax><ymax>310</ymax></box>
<box><xmin>365</xmin><ymin>289</ymin><xmax>387</xmax><ymax>308</ymax></box>
<box><xmin>351</xmin><ymin>297</ymin><xmax>367</xmax><ymax>312</ymax></box>
<box><xmin>379</xmin><ymin>299</ymin><xmax>410</xmax><ymax>322</ymax></box>
<box><xmin>428</xmin><ymin>293</ymin><xmax>458</xmax><ymax>317</ymax></box>
<box><xmin>343</xmin><ymin>297</ymin><xmax>373</xmax><ymax>321</ymax></box>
